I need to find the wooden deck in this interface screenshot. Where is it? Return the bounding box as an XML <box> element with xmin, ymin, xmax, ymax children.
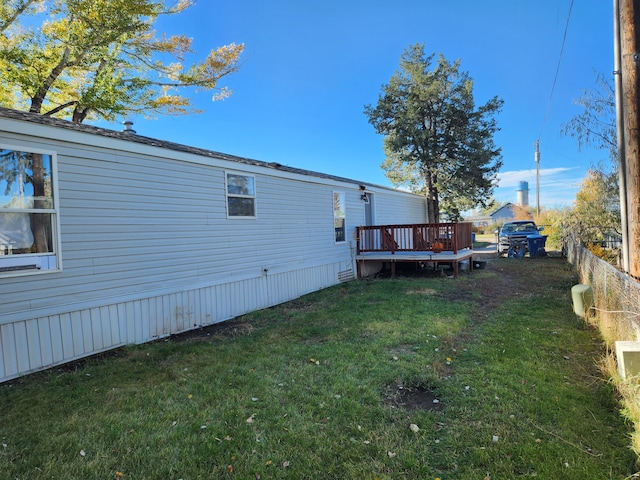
<box><xmin>356</xmin><ymin>223</ymin><xmax>474</xmax><ymax>278</ymax></box>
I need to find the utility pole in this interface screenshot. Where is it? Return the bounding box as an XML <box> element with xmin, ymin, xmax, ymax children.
<box><xmin>619</xmin><ymin>0</ymin><xmax>640</xmax><ymax>278</ymax></box>
<box><xmin>535</xmin><ymin>140</ymin><xmax>540</xmax><ymax>216</ymax></box>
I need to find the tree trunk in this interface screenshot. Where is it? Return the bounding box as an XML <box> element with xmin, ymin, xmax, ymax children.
<box><xmin>0</xmin><ymin>0</ymin><xmax>38</xmax><ymax>33</ymax></box>
<box><xmin>29</xmin><ymin>46</ymin><xmax>72</xmax><ymax>115</ymax></box>
<box><xmin>424</xmin><ymin>190</ymin><xmax>439</xmax><ymax>223</ymax></box>
<box><xmin>30</xmin><ymin>153</ymin><xmax>50</xmax><ymax>253</ymax></box>
<box><xmin>72</xmin><ymin>106</ymin><xmax>89</xmax><ymax>123</ymax></box>
<box><xmin>424</xmin><ymin>170</ymin><xmax>440</xmax><ymax>223</ymax></box>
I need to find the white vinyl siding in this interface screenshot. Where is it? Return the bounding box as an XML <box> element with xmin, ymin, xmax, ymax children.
<box><xmin>0</xmin><ymin>143</ymin><xmax>354</xmax><ymax>320</ymax></box>
<box><xmin>373</xmin><ymin>189</ymin><xmax>427</xmax><ymax>225</ymax></box>
<box><xmin>0</xmin><ymin>112</ymin><xmax>427</xmax><ymax>382</ymax></box>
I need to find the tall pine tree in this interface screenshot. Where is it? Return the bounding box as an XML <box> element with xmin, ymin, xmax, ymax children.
<box><xmin>365</xmin><ymin>44</ymin><xmax>503</xmax><ymax>222</ymax></box>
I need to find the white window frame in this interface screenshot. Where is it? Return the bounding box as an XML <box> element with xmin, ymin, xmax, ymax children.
<box><xmin>333</xmin><ymin>191</ymin><xmax>346</xmax><ymax>244</ymax></box>
<box><xmin>225</xmin><ymin>171</ymin><xmax>257</xmax><ymax>219</ymax></box>
<box><xmin>0</xmin><ymin>143</ymin><xmax>62</xmax><ymax>277</ymax></box>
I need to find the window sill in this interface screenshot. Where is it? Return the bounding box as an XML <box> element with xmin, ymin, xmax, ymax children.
<box><xmin>0</xmin><ymin>254</ymin><xmax>59</xmax><ymax>277</ymax></box>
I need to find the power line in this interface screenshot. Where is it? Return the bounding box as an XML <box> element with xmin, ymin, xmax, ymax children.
<box><xmin>538</xmin><ymin>0</ymin><xmax>575</xmax><ymax>140</ymax></box>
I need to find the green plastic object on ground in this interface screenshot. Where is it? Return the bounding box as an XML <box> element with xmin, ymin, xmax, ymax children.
<box><xmin>571</xmin><ymin>284</ymin><xmax>594</xmax><ymax>317</ymax></box>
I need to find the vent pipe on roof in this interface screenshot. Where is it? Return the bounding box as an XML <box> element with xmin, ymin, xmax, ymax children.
<box><xmin>122</xmin><ymin>120</ymin><xmax>136</xmax><ymax>134</ymax></box>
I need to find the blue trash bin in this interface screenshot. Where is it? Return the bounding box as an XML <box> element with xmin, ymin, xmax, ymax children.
<box><xmin>527</xmin><ymin>234</ymin><xmax>547</xmax><ymax>257</ymax></box>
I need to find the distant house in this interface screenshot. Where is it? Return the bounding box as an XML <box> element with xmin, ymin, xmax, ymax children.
<box><xmin>0</xmin><ymin>107</ymin><xmax>427</xmax><ymax>383</ymax></box>
<box><xmin>490</xmin><ymin>203</ymin><xmax>532</xmax><ymax>223</ymax></box>
<box><xmin>464</xmin><ymin>214</ymin><xmax>493</xmax><ymax>228</ymax></box>
<box><xmin>464</xmin><ymin>201</ymin><xmax>532</xmax><ymax>228</ymax></box>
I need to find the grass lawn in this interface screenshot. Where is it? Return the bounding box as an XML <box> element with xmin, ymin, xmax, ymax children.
<box><xmin>0</xmin><ymin>257</ymin><xmax>637</xmax><ymax>479</ymax></box>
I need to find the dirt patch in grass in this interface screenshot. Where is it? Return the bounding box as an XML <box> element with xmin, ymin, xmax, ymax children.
<box><xmin>465</xmin><ymin>263</ymin><xmax>530</xmax><ymax>313</ymax></box>
<box><xmin>406</xmin><ymin>287</ymin><xmax>438</xmax><ymax>295</ymax></box>
<box><xmin>384</xmin><ymin>382</ymin><xmax>443</xmax><ymax>412</ymax></box>
<box><xmin>452</xmin><ymin>256</ymin><xmax>571</xmax><ymax>318</ymax></box>
<box><xmin>169</xmin><ymin>319</ymin><xmax>255</xmax><ymax>342</ymax></box>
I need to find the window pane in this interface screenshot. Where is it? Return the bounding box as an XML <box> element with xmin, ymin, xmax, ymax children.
<box><xmin>227</xmin><ymin>174</ymin><xmax>255</xmax><ymax>196</ymax></box>
<box><xmin>0</xmin><ymin>150</ymin><xmax>53</xmax><ymax>209</ymax></box>
<box><xmin>228</xmin><ymin>197</ymin><xmax>255</xmax><ymax>217</ymax></box>
<box><xmin>333</xmin><ymin>192</ymin><xmax>345</xmax><ymax>217</ymax></box>
<box><xmin>334</xmin><ymin>218</ymin><xmax>345</xmax><ymax>242</ymax></box>
<box><xmin>333</xmin><ymin>192</ymin><xmax>346</xmax><ymax>242</ymax></box>
<box><xmin>0</xmin><ymin>212</ymin><xmax>53</xmax><ymax>254</ymax></box>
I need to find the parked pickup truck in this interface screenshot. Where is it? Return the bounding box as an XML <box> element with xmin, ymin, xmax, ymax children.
<box><xmin>496</xmin><ymin>220</ymin><xmax>544</xmax><ymax>255</ymax></box>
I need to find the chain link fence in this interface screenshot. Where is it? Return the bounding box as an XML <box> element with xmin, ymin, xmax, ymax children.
<box><xmin>564</xmin><ymin>233</ymin><xmax>640</xmax><ymax>455</ymax></box>
<box><xmin>564</xmin><ymin>233</ymin><xmax>640</xmax><ymax>344</ymax></box>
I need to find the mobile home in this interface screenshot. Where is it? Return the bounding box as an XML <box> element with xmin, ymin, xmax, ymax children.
<box><xmin>0</xmin><ymin>107</ymin><xmax>426</xmax><ymax>382</ymax></box>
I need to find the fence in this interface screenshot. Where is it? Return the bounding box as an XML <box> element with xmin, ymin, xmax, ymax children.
<box><xmin>564</xmin><ymin>234</ymin><xmax>640</xmax><ymax>344</ymax></box>
<box><xmin>564</xmin><ymin>234</ymin><xmax>640</xmax><ymax>456</ymax></box>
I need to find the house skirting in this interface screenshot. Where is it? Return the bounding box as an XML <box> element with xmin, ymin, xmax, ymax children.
<box><xmin>0</xmin><ymin>260</ymin><xmax>352</xmax><ymax>383</ymax></box>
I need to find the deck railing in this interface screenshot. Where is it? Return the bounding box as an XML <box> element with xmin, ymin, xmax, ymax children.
<box><xmin>356</xmin><ymin>223</ymin><xmax>473</xmax><ymax>255</ymax></box>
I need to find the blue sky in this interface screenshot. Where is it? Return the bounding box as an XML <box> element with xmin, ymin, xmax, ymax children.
<box><xmin>107</xmin><ymin>0</ymin><xmax>614</xmax><ymax>210</ymax></box>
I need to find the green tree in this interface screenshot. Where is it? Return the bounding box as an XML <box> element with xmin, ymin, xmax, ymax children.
<box><xmin>571</xmin><ymin>168</ymin><xmax>621</xmax><ymax>242</ymax></box>
<box><xmin>364</xmin><ymin>44</ymin><xmax>503</xmax><ymax>222</ymax></box>
<box><xmin>562</xmin><ymin>73</ymin><xmax>621</xmax><ymax>256</ymax></box>
<box><xmin>562</xmin><ymin>72</ymin><xmax>617</xmax><ymax>165</ymax></box>
<box><xmin>0</xmin><ymin>1</ymin><xmax>42</xmax><ymax>34</ymax></box>
<box><xmin>0</xmin><ymin>0</ymin><xmax>244</xmax><ymax>123</ymax></box>
<box><xmin>534</xmin><ymin>207</ymin><xmax>569</xmax><ymax>251</ymax></box>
